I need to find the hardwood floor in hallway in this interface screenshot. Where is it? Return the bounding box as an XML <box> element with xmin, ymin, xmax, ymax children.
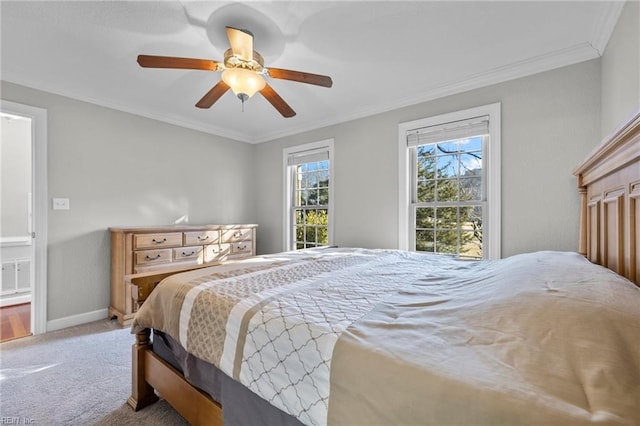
<box><xmin>0</xmin><ymin>303</ymin><xmax>31</xmax><ymax>342</ymax></box>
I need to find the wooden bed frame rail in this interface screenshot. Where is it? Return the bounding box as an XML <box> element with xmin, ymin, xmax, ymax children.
<box><xmin>128</xmin><ymin>328</ymin><xmax>223</xmax><ymax>425</ymax></box>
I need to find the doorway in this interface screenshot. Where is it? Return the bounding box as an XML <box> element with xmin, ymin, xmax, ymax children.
<box><xmin>0</xmin><ymin>100</ymin><xmax>47</xmax><ymax>339</ymax></box>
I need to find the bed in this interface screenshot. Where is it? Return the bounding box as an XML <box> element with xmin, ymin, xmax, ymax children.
<box><xmin>127</xmin><ymin>108</ymin><xmax>640</xmax><ymax>426</ymax></box>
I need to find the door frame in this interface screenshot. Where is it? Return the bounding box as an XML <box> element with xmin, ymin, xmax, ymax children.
<box><xmin>1</xmin><ymin>99</ymin><xmax>48</xmax><ymax>334</ymax></box>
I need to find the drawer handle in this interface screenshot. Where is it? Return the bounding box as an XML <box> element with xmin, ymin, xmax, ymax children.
<box><xmin>197</xmin><ymin>236</ymin><xmax>209</xmax><ymax>241</ymax></box>
<box><xmin>182</xmin><ymin>251</ymin><xmax>196</xmax><ymax>257</ymax></box>
<box><xmin>145</xmin><ymin>254</ymin><xmax>161</xmax><ymax>260</ymax></box>
<box><xmin>237</xmin><ymin>244</ymin><xmax>247</xmax><ymax>250</ymax></box>
<box><xmin>233</xmin><ymin>232</ymin><xmax>242</xmax><ymax>238</ymax></box>
<box><xmin>152</xmin><ymin>238</ymin><xmax>167</xmax><ymax>244</ymax></box>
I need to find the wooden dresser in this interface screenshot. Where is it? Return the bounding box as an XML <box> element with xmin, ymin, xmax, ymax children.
<box><xmin>109</xmin><ymin>224</ymin><xmax>257</xmax><ymax>325</ymax></box>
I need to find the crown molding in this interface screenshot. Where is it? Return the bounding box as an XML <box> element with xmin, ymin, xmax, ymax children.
<box><xmin>590</xmin><ymin>1</ymin><xmax>626</xmax><ymax>55</ymax></box>
<box><xmin>252</xmin><ymin>42</ymin><xmax>601</xmax><ymax>144</ymax></box>
<box><xmin>1</xmin><ymin>74</ymin><xmax>255</xmax><ymax>143</ymax></box>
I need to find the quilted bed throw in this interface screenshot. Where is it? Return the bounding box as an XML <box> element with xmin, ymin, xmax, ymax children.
<box><xmin>134</xmin><ymin>248</ymin><xmax>435</xmax><ymax>425</ymax></box>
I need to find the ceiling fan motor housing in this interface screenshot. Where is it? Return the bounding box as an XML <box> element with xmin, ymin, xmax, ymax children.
<box><xmin>223</xmin><ymin>49</ymin><xmax>264</xmax><ymax>72</ymax></box>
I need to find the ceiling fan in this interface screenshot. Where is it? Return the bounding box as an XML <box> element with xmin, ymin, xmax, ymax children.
<box><xmin>137</xmin><ymin>26</ymin><xmax>333</xmax><ymax>118</ymax></box>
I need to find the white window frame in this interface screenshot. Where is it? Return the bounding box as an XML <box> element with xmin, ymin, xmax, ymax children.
<box><xmin>283</xmin><ymin>139</ymin><xmax>334</xmax><ymax>251</ymax></box>
<box><xmin>398</xmin><ymin>103</ymin><xmax>501</xmax><ymax>259</ymax></box>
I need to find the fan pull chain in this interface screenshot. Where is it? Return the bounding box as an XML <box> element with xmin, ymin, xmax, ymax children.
<box><xmin>238</xmin><ymin>93</ymin><xmax>249</xmax><ymax>112</ymax></box>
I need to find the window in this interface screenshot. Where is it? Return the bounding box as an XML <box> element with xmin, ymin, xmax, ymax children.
<box><xmin>284</xmin><ymin>140</ymin><xmax>334</xmax><ymax>251</ymax></box>
<box><xmin>399</xmin><ymin>104</ymin><xmax>500</xmax><ymax>259</ymax></box>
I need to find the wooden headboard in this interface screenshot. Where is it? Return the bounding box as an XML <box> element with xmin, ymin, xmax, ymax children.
<box><xmin>573</xmin><ymin>109</ymin><xmax>640</xmax><ymax>286</ymax></box>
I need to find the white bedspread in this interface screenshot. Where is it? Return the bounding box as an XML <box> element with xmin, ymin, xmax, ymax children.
<box><xmin>328</xmin><ymin>250</ymin><xmax>640</xmax><ymax>425</ymax></box>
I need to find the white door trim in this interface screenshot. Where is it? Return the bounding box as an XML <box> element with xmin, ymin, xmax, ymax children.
<box><xmin>1</xmin><ymin>100</ymin><xmax>48</xmax><ymax>334</ymax></box>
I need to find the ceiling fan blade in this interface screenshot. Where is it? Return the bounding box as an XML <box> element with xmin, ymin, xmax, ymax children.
<box><xmin>226</xmin><ymin>26</ymin><xmax>253</xmax><ymax>62</ymax></box>
<box><xmin>196</xmin><ymin>81</ymin><xmax>230</xmax><ymax>108</ymax></box>
<box><xmin>137</xmin><ymin>55</ymin><xmax>220</xmax><ymax>71</ymax></box>
<box><xmin>260</xmin><ymin>84</ymin><xmax>296</xmax><ymax>118</ymax></box>
<box><xmin>266</xmin><ymin>68</ymin><xmax>333</xmax><ymax>88</ymax></box>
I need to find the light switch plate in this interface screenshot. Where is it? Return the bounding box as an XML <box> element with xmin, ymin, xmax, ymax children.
<box><xmin>52</xmin><ymin>198</ymin><xmax>70</xmax><ymax>210</ymax></box>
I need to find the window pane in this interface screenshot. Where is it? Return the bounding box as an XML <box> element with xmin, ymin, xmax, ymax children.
<box><xmin>459</xmin><ymin>206</ymin><xmax>478</xmax><ymax>229</ymax></box>
<box><xmin>300</xmin><ymin>173</ymin><xmax>312</xmax><ymax>189</ymax></box>
<box><xmin>417</xmin><ymin>180</ymin><xmax>435</xmax><ymax>202</ymax></box>
<box><xmin>319</xmin><ymin>188</ymin><xmax>329</xmax><ymax>205</ymax></box>
<box><xmin>438</xmin><ymin>141</ymin><xmax>458</xmax><ymax>154</ymax></box>
<box><xmin>436</xmin><ymin>179</ymin><xmax>458</xmax><ymax>201</ymax></box>
<box><xmin>417</xmin><ymin>144</ymin><xmax>435</xmax><ymax>156</ymax></box>
<box><xmin>306</xmin><ymin>209</ymin><xmax>326</xmax><ymax>225</ymax></box>
<box><xmin>435</xmin><ymin>207</ymin><xmax>458</xmax><ymax>227</ymax></box>
<box><xmin>459</xmin><ymin>177</ymin><xmax>481</xmax><ymax>200</ymax></box>
<box><xmin>307</xmin><ymin>189</ymin><xmax>319</xmax><ymax>206</ymax></box>
<box><xmin>317</xmin><ymin>208</ymin><xmax>328</xmax><ymax>223</ymax></box>
<box><xmin>318</xmin><ymin>171</ymin><xmax>329</xmax><ymax>187</ymax></box>
<box><xmin>460</xmin><ymin>136</ymin><xmax>482</xmax><ymax>151</ymax></box>
<box><xmin>317</xmin><ymin>225</ymin><xmax>328</xmax><ymax>245</ymax></box>
<box><xmin>416</xmin><ymin>230</ymin><xmax>434</xmax><ymax>252</ymax></box>
<box><xmin>435</xmin><ymin>230</ymin><xmax>458</xmax><ymax>254</ymax></box>
<box><xmin>295</xmin><ymin>224</ymin><xmax>304</xmax><ymax>243</ymax></box>
<box><xmin>303</xmin><ymin>210</ymin><xmax>313</xmax><ymax>225</ymax></box>
<box><xmin>436</xmin><ymin>155</ymin><xmax>457</xmax><ymax>178</ymax></box>
<box><xmin>460</xmin><ymin>151</ymin><xmax>482</xmax><ymax>174</ymax></box>
<box><xmin>416</xmin><ymin>207</ymin><xmax>434</xmax><ymax>228</ymax></box>
<box><xmin>417</xmin><ymin>157</ymin><xmax>436</xmax><ymax>181</ymax></box>
<box><xmin>460</xmin><ymin>206</ymin><xmax>482</xmax><ymax>258</ymax></box>
<box><xmin>460</xmin><ymin>231</ymin><xmax>482</xmax><ymax>259</ymax></box>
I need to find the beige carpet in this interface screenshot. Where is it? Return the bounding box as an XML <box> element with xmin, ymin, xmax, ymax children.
<box><xmin>0</xmin><ymin>319</ymin><xmax>188</xmax><ymax>425</ymax></box>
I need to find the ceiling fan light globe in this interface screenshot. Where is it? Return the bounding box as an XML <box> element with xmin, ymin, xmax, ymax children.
<box><xmin>221</xmin><ymin>68</ymin><xmax>266</xmax><ymax>99</ymax></box>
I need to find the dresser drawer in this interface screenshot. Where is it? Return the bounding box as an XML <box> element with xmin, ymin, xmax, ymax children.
<box><xmin>184</xmin><ymin>231</ymin><xmax>220</xmax><ymax>246</ymax></box>
<box><xmin>134</xmin><ymin>232</ymin><xmax>182</xmax><ymax>249</ymax></box>
<box><xmin>204</xmin><ymin>244</ymin><xmax>231</xmax><ymax>263</ymax></box>
<box><xmin>221</xmin><ymin>228</ymin><xmax>253</xmax><ymax>243</ymax></box>
<box><xmin>135</xmin><ymin>248</ymin><xmax>172</xmax><ymax>266</ymax></box>
<box><xmin>231</xmin><ymin>241</ymin><xmax>252</xmax><ymax>255</ymax></box>
<box><xmin>173</xmin><ymin>246</ymin><xmax>204</xmax><ymax>263</ymax></box>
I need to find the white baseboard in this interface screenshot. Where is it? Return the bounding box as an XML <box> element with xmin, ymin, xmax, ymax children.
<box><xmin>46</xmin><ymin>308</ymin><xmax>109</xmax><ymax>332</ymax></box>
<box><xmin>0</xmin><ymin>293</ymin><xmax>31</xmax><ymax>307</ymax></box>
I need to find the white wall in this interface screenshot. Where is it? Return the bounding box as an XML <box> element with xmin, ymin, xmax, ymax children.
<box><xmin>601</xmin><ymin>0</ymin><xmax>640</xmax><ymax>138</ymax></box>
<box><xmin>1</xmin><ymin>116</ymin><xmax>31</xmax><ymax>237</ymax></box>
<box><xmin>1</xmin><ymin>81</ymin><xmax>256</xmax><ymax>324</ymax></box>
<box><xmin>254</xmin><ymin>60</ymin><xmax>602</xmax><ymax>257</ymax></box>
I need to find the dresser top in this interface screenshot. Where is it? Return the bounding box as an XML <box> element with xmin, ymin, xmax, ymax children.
<box><xmin>109</xmin><ymin>224</ymin><xmax>258</xmax><ymax>233</ymax></box>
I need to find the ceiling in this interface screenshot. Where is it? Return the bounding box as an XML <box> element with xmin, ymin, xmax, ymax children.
<box><xmin>1</xmin><ymin>1</ymin><xmax>623</xmax><ymax>143</ymax></box>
